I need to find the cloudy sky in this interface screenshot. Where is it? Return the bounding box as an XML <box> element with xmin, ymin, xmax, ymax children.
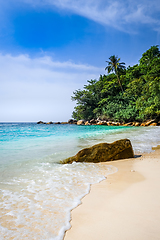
<box><xmin>0</xmin><ymin>0</ymin><xmax>160</xmax><ymax>122</ymax></box>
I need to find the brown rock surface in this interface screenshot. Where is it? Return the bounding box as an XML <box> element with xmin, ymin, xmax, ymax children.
<box><xmin>145</xmin><ymin>120</ymin><xmax>156</xmax><ymax>126</ymax></box>
<box><xmin>68</xmin><ymin>119</ymin><xmax>77</xmax><ymax>124</ymax></box>
<box><xmin>134</xmin><ymin>122</ymin><xmax>140</xmax><ymax>126</ymax></box>
<box><xmin>61</xmin><ymin>139</ymin><xmax>134</xmax><ymax>164</ymax></box>
<box><xmin>150</xmin><ymin>122</ymin><xmax>158</xmax><ymax>126</ymax></box>
<box><xmin>37</xmin><ymin>121</ymin><xmax>45</xmax><ymax>124</ymax></box>
<box><xmin>90</xmin><ymin>119</ymin><xmax>97</xmax><ymax>124</ymax></box>
<box><xmin>77</xmin><ymin>120</ymin><xmax>86</xmax><ymax>125</ymax></box>
<box><xmin>140</xmin><ymin>122</ymin><xmax>146</xmax><ymax>126</ymax></box>
<box><xmin>123</xmin><ymin>122</ymin><xmax>133</xmax><ymax>126</ymax></box>
<box><xmin>46</xmin><ymin>121</ymin><xmax>53</xmax><ymax>124</ymax></box>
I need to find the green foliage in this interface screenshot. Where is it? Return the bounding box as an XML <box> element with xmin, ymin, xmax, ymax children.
<box><xmin>72</xmin><ymin>46</ymin><xmax>160</xmax><ymax>122</ymax></box>
<box><xmin>105</xmin><ymin>55</ymin><xmax>125</xmax><ymax>92</ymax></box>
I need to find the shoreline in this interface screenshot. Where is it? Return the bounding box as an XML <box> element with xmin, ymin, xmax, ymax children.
<box><xmin>64</xmin><ymin>147</ymin><xmax>160</xmax><ymax>240</ymax></box>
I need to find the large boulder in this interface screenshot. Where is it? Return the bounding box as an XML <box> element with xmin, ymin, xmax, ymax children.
<box><xmin>61</xmin><ymin>139</ymin><xmax>134</xmax><ymax>164</ymax></box>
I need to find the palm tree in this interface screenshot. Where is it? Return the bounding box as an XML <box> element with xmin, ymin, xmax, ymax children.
<box><xmin>105</xmin><ymin>55</ymin><xmax>125</xmax><ymax>93</ymax></box>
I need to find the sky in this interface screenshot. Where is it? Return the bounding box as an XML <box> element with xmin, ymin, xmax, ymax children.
<box><xmin>0</xmin><ymin>0</ymin><xmax>160</xmax><ymax>122</ymax></box>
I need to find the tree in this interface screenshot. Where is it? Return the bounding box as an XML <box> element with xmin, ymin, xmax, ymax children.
<box><xmin>105</xmin><ymin>55</ymin><xmax>125</xmax><ymax>93</ymax></box>
<box><xmin>139</xmin><ymin>45</ymin><xmax>160</xmax><ymax>67</ymax></box>
<box><xmin>71</xmin><ymin>46</ymin><xmax>160</xmax><ymax>122</ymax></box>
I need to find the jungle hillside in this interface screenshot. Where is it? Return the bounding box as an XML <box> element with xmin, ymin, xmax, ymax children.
<box><xmin>71</xmin><ymin>46</ymin><xmax>160</xmax><ymax>123</ymax></box>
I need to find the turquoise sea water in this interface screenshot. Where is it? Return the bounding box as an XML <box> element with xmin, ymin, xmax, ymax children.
<box><xmin>0</xmin><ymin>123</ymin><xmax>160</xmax><ymax>239</ymax></box>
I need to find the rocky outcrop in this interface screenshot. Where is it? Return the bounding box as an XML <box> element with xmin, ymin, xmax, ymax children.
<box><xmin>150</xmin><ymin>122</ymin><xmax>158</xmax><ymax>126</ymax></box>
<box><xmin>140</xmin><ymin>119</ymin><xmax>160</xmax><ymax>126</ymax></box>
<box><xmin>90</xmin><ymin>119</ymin><xmax>97</xmax><ymax>124</ymax></box>
<box><xmin>123</xmin><ymin>122</ymin><xmax>133</xmax><ymax>126</ymax></box>
<box><xmin>37</xmin><ymin>118</ymin><xmax>160</xmax><ymax>126</ymax></box>
<box><xmin>61</xmin><ymin>139</ymin><xmax>134</xmax><ymax>164</ymax></box>
<box><xmin>46</xmin><ymin>121</ymin><xmax>53</xmax><ymax>124</ymax></box>
<box><xmin>68</xmin><ymin>119</ymin><xmax>77</xmax><ymax>124</ymax></box>
<box><xmin>97</xmin><ymin>121</ymin><xmax>108</xmax><ymax>125</ymax></box>
<box><xmin>77</xmin><ymin>120</ymin><xmax>86</xmax><ymax>125</ymax></box>
<box><xmin>85</xmin><ymin>121</ymin><xmax>90</xmax><ymax>125</ymax></box>
<box><xmin>133</xmin><ymin>122</ymin><xmax>140</xmax><ymax>126</ymax></box>
<box><xmin>37</xmin><ymin>121</ymin><xmax>46</xmax><ymax>124</ymax></box>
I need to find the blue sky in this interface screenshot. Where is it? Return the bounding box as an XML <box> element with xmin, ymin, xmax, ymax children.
<box><xmin>0</xmin><ymin>0</ymin><xmax>160</xmax><ymax>122</ymax></box>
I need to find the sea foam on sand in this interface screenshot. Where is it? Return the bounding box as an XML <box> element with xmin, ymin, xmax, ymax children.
<box><xmin>64</xmin><ymin>147</ymin><xmax>160</xmax><ymax>240</ymax></box>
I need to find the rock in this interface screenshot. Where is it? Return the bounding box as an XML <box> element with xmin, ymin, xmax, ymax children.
<box><xmin>61</xmin><ymin>122</ymin><xmax>68</xmax><ymax>124</ymax></box>
<box><xmin>37</xmin><ymin>121</ymin><xmax>45</xmax><ymax>124</ymax></box>
<box><xmin>85</xmin><ymin>121</ymin><xmax>90</xmax><ymax>125</ymax></box>
<box><xmin>150</xmin><ymin>122</ymin><xmax>158</xmax><ymax>126</ymax></box>
<box><xmin>68</xmin><ymin>119</ymin><xmax>77</xmax><ymax>124</ymax></box>
<box><xmin>145</xmin><ymin>119</ymin><xmax>156</xmax><ymax>126</ymax></box>
<box><xmin>77</xmin><ymin>120</ymin><xmax>86</xmax><ymax>125</ymax></box>
<box><xmin>97</xmin><ymin>117</ymin><xmax>101</xmax><ymax>121</ymax></box>
<box><xmin>90</xmin><ymin>119</ymin><xmax>97</xmax><ymax>124</ymax></box>
<box><xmin>123</xmin><ymin>122</ymin><xmax>133</xmax><ymax>126</ymax></box>
<box><xmin>132</xmin><ymin>122</ymin><xmax>140</xmax><ymax>126</ymax></box>
<box><xmin>68</xmin><ymin>119</ymin><xmax>73</xmax><ymax>124</ymax></box>
<box><xmin>46</xmin><ymin>121</ymin><xmax>53</xmax><ymax>124</ymax></box>
<box><xmin>140</xmin><ymin>122</ymin><xmax>146</xmax><ymax>126</ymax></box>
<box><xmin>55</xmin><ymin>122</ymin><xmax>61</xmax><ymax>124</ymax></box>
<box><xmin>110</xmin><ymin>122</ymin><xmax>120</xmax><ymax>126</ymax></box>
<box><xmin>97</xmin><ymin>121</ymin><xmax>107</xmax><ymax>125</ymax></box>
<box><xmin>134</xmin><ymin>122</ymin><xmax>140</xmax><ymax>126</ymax></box>
<box><xmin>140</xmin><ymin>119</ymin><xmax>156</xmax><ymax>126</ymax></box>
<box><xmin>61</xmin><ymin>139</ymin><xmax>134</xmax><ymax>164</ymax></box>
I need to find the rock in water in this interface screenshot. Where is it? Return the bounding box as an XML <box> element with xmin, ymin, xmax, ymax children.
<box><xmin>37</xmin><ymin>121</ymin><xmax>45</xmax><ymax>124</ymax></box>
<box><xmin>61</xmin><ymin>139</ymin><xmax>134</xmax><ymax>164</ymax></box>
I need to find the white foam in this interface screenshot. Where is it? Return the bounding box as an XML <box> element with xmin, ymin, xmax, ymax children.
<box><xmin>0</xmin><ymin>162</ymin><xmax>117</xmax><ymax>240</ymax></box>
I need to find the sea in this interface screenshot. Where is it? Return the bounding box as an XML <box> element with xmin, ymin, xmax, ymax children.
<box><xmin>0</xmin><ymin>122</ymin><xmax>160</xmax><ymax>240</ymax></box>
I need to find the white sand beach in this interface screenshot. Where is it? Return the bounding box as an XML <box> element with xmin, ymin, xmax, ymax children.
<box><xmin>64</xmin><ymin>147</ymin><xmax>160</xmax><ymax>240</ymax></box>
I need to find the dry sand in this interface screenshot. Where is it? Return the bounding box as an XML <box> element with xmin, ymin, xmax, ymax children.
<box><xmin>64</xmin><ymin>147</ymin><xmax>160</xmax><ymax>240</ymax></box>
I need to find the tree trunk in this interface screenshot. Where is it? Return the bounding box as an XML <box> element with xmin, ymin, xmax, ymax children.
<box><xmin>116</xmin><ymin>73</ymin><xmax>124</xmax><ymax>93</ymax></box>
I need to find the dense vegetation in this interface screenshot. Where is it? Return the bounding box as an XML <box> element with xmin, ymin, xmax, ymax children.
<box><xmin>72</xmin><ymin>46</ymin><xmax>160</xmax><ymax>123</ymax></box>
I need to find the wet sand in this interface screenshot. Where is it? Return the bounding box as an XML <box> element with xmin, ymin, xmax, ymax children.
<box><xmin>64</xmin><ymin>147</ymin><xmax>160</xmax><ymax>240</ymax></box>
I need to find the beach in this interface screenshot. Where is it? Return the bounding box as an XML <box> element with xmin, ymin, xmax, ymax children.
<box><xmin>0</xmin><ymin>123</ymin><xmax>160</xmax><ymax>239</ymax></box>
<box><xmin>64</xmin><ymin>147</ymin><xmax>160</xmax><ymax>240</ymax></box>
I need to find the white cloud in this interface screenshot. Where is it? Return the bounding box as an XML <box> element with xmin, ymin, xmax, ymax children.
<box><xmin>0</xmin><ymin>54</ymin><xmax>103</xmax><ymax>122</ymax></box>
<box><xmin>19</xmin><ymin>0</ymin><xmax>160</xmax><ymax>33</ymax></box>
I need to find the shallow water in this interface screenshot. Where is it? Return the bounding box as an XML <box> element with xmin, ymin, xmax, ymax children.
<box><xmin>0</xmin><ymin>123</ymin><xmax>160</xmax><ymax>239</ymax></box>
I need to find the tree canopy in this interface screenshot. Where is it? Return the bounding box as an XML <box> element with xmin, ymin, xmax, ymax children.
<box><xmin>72</xmin><ymin>46</ymin><xmax>160</xmax><ymax>123</ymax></box>
<box><xmin>105</xmin><ymin>55</ymin><xmax>125</xmax><ymax>92</ymax></box>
